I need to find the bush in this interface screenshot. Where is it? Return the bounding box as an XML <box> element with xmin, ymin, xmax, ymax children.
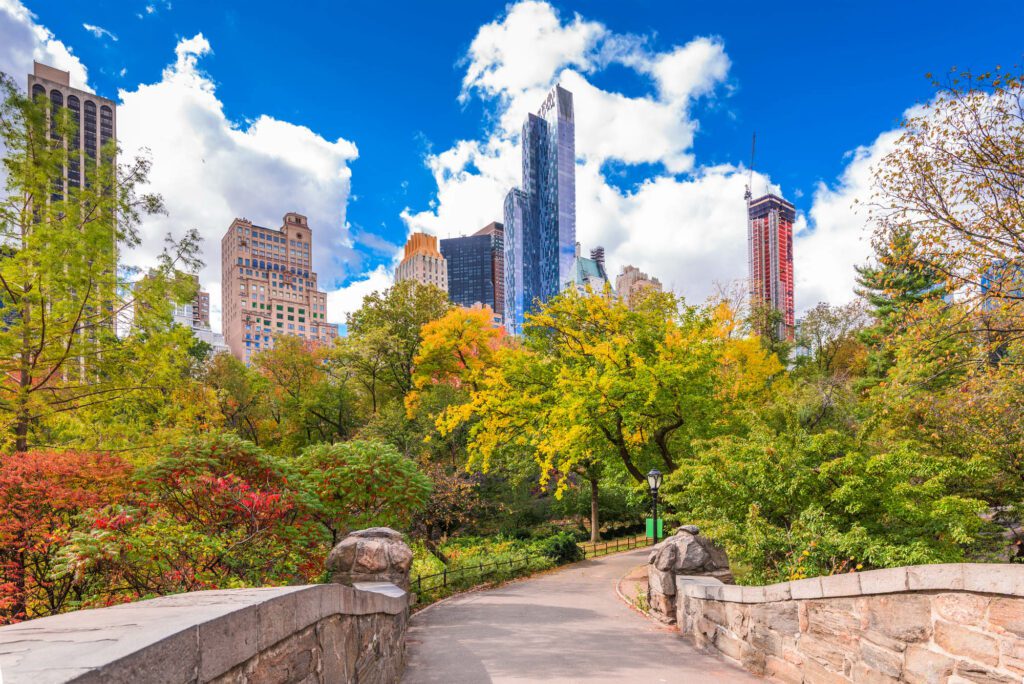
<box><xmin>536</xmin><ymin>531</ymin><xmax>584</xmax><ymax>564</ymax></box>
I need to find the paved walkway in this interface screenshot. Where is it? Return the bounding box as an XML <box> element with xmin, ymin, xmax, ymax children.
<box><xmin>402</xmin><ymin>548</ymin><xmax>761</xmax><ymax>683</ymax></box>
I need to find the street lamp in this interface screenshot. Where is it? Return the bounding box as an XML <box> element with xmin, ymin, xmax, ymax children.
<box><xmin>647</xmin><ymin>469</ymin><xmax>663</xmax><ymax>545</ymax></box>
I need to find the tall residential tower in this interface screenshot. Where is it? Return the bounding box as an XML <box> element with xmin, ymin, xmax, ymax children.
<box><xmin>221</xmin><ymin>213</ymin><xmax>337</xmax><ymax>364</ymax></box>
<box><xmin>747</xmin><ymin>193</ymin><xmax>795</xmax><ymax>341</ymax></box>
<box><xmin>503</xmin><ymin>84</ymin><xmax>576</xmax><ymax>335</ymax></box>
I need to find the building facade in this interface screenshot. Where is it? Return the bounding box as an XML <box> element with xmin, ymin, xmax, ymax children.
<box><xmin>563</xmin><ymin>242</ymin><xmax>611</xmax><ymax>294</ymax></box>
<box><xmin>440</xmin><ymin>222</ymin><xmax>504</xmax><ymax>320</ymax></box>
<box><xmin>170</xmin><ymin>276</ymin><xmax>226</xmax><ymax>355</ymax></box>
<box><xmin>28</xmin><ymin>62</ymin><xmax>116</xmax><ymax>202</ymax></box>
<box><xmin>615</xmin><ymin>265</ymin><xmax>663</xmax><ymax>309</ymax></box>
<box><xmin>747</xmin><ymin>193</ymin><xmax>795</xmax><ymax>341</ymax></box>
<box><xmin>395</xmin><ymin>232</ymin><xmax>448</xmax><ymax>291</ymax></box>
<box><xmin>504</xmin><ymin>85</ymin><xmax>576</xmax><ymax>335</ymax></box>
<box><xmin>221</xmin><ymin>213</ymin><xmax>338</xmax><ymax>364</ymax></box>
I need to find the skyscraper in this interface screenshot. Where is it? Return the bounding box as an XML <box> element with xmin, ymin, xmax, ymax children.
<box><xmin>747</xmin><ymin>193</ymin><xmax>795</xmax><ymax>341</ymax></box>
<box><xmin>616</xmin><ymin>265</ymin><xmax>663</xmax><ymax>309</ymax></box>
<box><xmin>395</xmin><ymin>232</ymin><xmax>448</xmax><ymax>291</ymax></box>
<box><xmin>221</xmin><ymin>213</ymin><xmax>338</xmax><ymax>365</ymax></box>
<box><xmin>440</xmin><ymin>222</ymin><xmax>504</xmax><ymax>319</ymax></box>
<box><xmin>563</xmin><ymin>243</ymin><xmax>611</xmax><ymax>294</ymax></box>
<box><xmin>28</xmin><ymin>62</ymin><xmax>116</xmax><ymax>201</ymax></box>
<box><xmin>503</xmin><ymin>84</ymin><xmax>576</xmax><ymax>335</ymax></box>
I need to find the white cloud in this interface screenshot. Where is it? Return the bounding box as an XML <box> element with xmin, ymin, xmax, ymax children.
<box><xmin>82</xmin><ymin>23</ymin><xmax>117</xmax><ymax>42</ymax></box>
<box><xmin>795</xmin><ymin>129</ymin><xmax>901</xmax><ymax>310</ymax></box>
<box><xmin>0</xmin><ymin>0</ymin><xmax>89</xmax><ymax>89</ymax></box>
<box><xmin>326</xmin><ymin>265</ymin><xmax>394</xmax><ymax>324</ymax></box>
<box><xmin>116</xmin><ymin>33</ymin><xmax>361</xmax><ymax>332</ymax></box>
<box><xmin>407</xmin><ymin>0</ymin><xmax>892</xmax><ymax>314</ymax></box>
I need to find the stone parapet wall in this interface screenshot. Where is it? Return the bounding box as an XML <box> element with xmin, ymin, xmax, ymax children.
<box><xmin>675</xmin><ymin>563</ymin><xmax>1024</xmax><ymax>683</ymax></box>
<box><xmin>0</xmin><ymin>582</ymin><xmax>410</xmax><ymax>684</ymax></box>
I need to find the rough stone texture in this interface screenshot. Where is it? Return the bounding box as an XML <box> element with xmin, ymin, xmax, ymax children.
<box><xmin>327</xmin><ymin>527</ymin><xmax>414</xmax><ymax>591</ymax></box>
<box><xmin>647</xmin><ymin>525</ymin><xmax>731</xmax><ymax>623</ymax></box>
<box><xmin>0</xmin><ymin>528</ymin><xmax>415</xmax><ymax>684</ymax></box>
<box><xmin>670</xmin><ymin>563</ymin><xmax>1024</xmax><ymax>684</ymax></box>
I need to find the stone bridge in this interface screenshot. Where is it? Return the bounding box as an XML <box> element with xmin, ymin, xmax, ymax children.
<box><xmin>1</xmin><ymin>526</ymin><xmax>1022</xmax><ymax>683</ymax></box>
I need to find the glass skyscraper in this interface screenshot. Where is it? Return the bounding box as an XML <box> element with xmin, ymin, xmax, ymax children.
<box><xmin>503</xmin><ymin>85</ymin><xmax>576</xmax><ymax>335</ymax></box>
<box><xmin>440</xmin><ymin>222</ymin><xmax>504</xmax><ymax>319</ymax></box>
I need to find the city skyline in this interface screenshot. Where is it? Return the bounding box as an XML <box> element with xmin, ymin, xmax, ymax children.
<box><xmin>1</xmin><ymin>1</ymin><xmax>1021</xmax><ymax>333</ymax></box>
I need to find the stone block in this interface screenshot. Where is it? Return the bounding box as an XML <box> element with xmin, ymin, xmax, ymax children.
<box><xmin>858</xmin><ymin>567</ymin><xmax>907</xmax><ymax>595</ymax></box>
<box><xmin>791</xmin><ymin>577</ymin><xmax>824</xmax><ymax>600</ymax></box>
<box><xmin>799</xmin><ymin>633</ymin><xmax>852</xmax><ymax>671</ymax></box>
<box><xmin>648</xmin><ymin>566</ymin><xmax>676</xmax><ymax>596</ymax></box>
<box><xmin>903</xmin><ymin>646</ymin><xmax>954</xmax><ymax>684</ymax></box>
<box><xmin>725</xmin><ymin>603</ymin><xmax>749</xmax><ymax>637</ymax></box>
<box><xmin>742</xmin><ymin>585</ymin><xmax>766</xmax><ymax>603</ymax></box>
<box><xmin>714</xmin><ymin>628</ymin><xmax>744</xmax><ymax>662</ymax></box>
<box><xmin>987</xmin><ymin>597</ymin><xmax>1024</xmax><ymax>637</ymax></box>
<box><xmin>749</xmin><ymin>602</ymin><xmax>801</xmax><ymax>637</ymax></box>
<box><xmin>248</xmin><ymin>626</ymin><xmax>318</xmax><ymax>684</ymax></box>
<box><xmin>806</xmin><ymin>598</ymin><xmax>862</xmax><ymax>640</ymax></box>
<box><xmin>821</xmin><ymin>572</ymin><xmax>861</xmax><ymax>598</ymax></box>
<box><xmin>93</xmin><ymin>626</ymin><xmax>201</xmax><ymax>684</ymax></box>
<box><xmin>934</xmin><ymin>620</ymin><xmax>999</xmax><ymax>667</ymax></box>
<box><xmin>850</xmin><ymin>662</ymin><xmax>901</xmax><ymax>684</ymax></box>
<box><xmin>907</xmin><ymin>563</ymin><xmax>964</xmax><ymax>592</ymax></box>
<box><xmin>721</xmin><ymin>585</ymin><xmax>744</xmax><ymax>602</ymax></box>
<box><xmin>766</xmin><ymin>654</ymin><xmax>802</xmax><ymax>684</ymax></box>
<box><xmin>999</xmin><ymin>635</ymin><xmax>1024</xmax><ymax>675</ymax></box>
<box><xmin>318</xmin><ymin>615</ymin><xmax>357</xmax><ymax>683</ymax></box>
<box><xmin>701</xmin><ymin>598</ymin><xmax>728</xmax><ymax>626</ymax></box>
<box><xmin>802</xmin><ymin>655</ymin><xmax>853</xmax><ymax>684</ymax></box>
<box><xmin>198</xmin><ymin>604</ymin><xmax>259</xmax><ymax>681</ymax></box>
<box><xmin>257</xmin><ymin>591</ymin><xmax>301</xmax><ymax>651</ymax></box>
<box><xmin>963</xmin><ymin>564</ymin><xmax>1024</xmax><ymax>596</ymax></box>
<box><xmin>765</xmin><ymin>582</ymin><xmax>792</xmax><ymax>602</ymax></box>
<box><xmin>864</xmin><ymin>595</ymin><xmax>932</xmax><ymax>643</ymax></box>
<box><xmin>859</xmin><ymin>629</ymin><xmax>907</xmax><ymax>654</ymax></box>
<box><xmin>953</xmin><ymin>660</ymin><xmax>1018</xmax><ymax>684</ymax></box>
<box><xmin>858</xmin><ymin>638</ymin><xmax>903</xmax><ymax>678</ymax></box>
<box><xmin>933</xmin><ymin>592</ymin><xmax>988</xmax><ymax>627</ymax></box>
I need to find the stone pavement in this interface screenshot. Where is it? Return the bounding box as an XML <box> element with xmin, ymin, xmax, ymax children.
<box><xmin>402</xmin><ymin>547</ymin><xmax>761</xmax><ymax>683</ymax></box>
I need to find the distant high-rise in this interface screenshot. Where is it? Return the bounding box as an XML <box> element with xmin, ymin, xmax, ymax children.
<box><xmin>747</xmin><ymin>193</ymin><xmax>795</xmax><ymax>340</ymax></box>
<box><xmin>28</xmin><ymin>62</ymin><xmax>116</xmax><ymax>201</ymax></box>
<box><xmin>221</xmin><ymin>213</ymin><xmax>338</xmax><ymax>365</ymax></box>
<box><xmin>504</xmin><ymin>84</ymin><xmax>576</xmax><ymax>335</ymax></box>
<box><xmin>395</xmin><ymin>232</ymin><xmax>448</xmax><ymax>292</ymax></box>
<box><xmin>563</xmin><ymin>243</ymin><xmax>610</xmax><ymax>294</ymax></box>
<box><xmin>440</xmin><ymin>222</ymin><xmax>504</xmax><ymax>320</ymax></box>
<box><xmin>616</xmin><ymin>265</ymin><xmax>663</xmax><ymax>309</ymax></box>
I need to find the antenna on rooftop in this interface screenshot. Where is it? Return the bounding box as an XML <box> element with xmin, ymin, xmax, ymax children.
<box><xmin>744</xmin><ymin>132</ymin><xmax>756</xmax><ymax>205</ymax></box>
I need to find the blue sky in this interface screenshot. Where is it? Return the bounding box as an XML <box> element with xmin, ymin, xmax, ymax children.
<box><xmin>2</xmin><ymin>0</ymin><xmax>1022</xmax><ymax>328</ymax></box>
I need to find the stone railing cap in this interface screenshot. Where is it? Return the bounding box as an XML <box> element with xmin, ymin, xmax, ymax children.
<box><xmin>0</xmin><ymin>582</ymin><xmax>409</xmax><ymax>684</ymax></box>
<box><xmin>675</xmin><ymin>563</ymin><xmax>1024</xmax><ymax>604</ymax></box>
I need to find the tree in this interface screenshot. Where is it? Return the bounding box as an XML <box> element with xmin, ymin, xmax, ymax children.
<box><xmin>410</xmin><ymin>463</ymin><xmax>482</xmax><ymax>563</ymax></box>
<box><xmin>204</xmin><ymin>352</ymin><xmax>269</xmax><ymax>445</ymax></box>
<box><xmin>855</xmin><ymin>228</ymin><xmax>947</xmax><ymax>384</ymax></box>
<box><xmin>63</xmin><ymin>433</ymin><xmax>323</xmax><ymax>600</ymax></box>
<box><xmin>0</xmin><ymin>450</ymin><xmax>129</xmax><ymax>623</ymax></box>
<box><xmin>0</xmin><ymin>73</ymin><xmax>200</xmax><ymax>450</ymax></box>
<box><xmin>346</xmin><ymin>280</ymin><xmax>450</xmax><ymax>400</ymax></box>
<box><xmin>870</xmin><ymin>67</ymin><xmax>1024</xmax><ymax>349</ymax></box>
<box><xmin>295</xmin><ymin>440</ymin><xmax>431</xmax><ymax>545</ymax></box>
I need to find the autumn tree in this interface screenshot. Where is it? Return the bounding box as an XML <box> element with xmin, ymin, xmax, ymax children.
<box><xmin>870</xmin><ymin>67</ymin><xmax>1024</xmax><ymax>349</ymax></box>
<box><xmin>346</xmin><ymin>280</ymin><xmax>451</xmax><ymax>402</ymax></box>
<box><xmin>0</xmin><ymin>450</ymin><xmax>129</xmax><ymax>623</ymax></box>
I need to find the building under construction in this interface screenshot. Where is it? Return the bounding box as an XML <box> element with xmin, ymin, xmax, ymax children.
<box><xmin>747</xmin><ymin>193</ymin><xmax>795</xmax><ymax>341</ymax></box>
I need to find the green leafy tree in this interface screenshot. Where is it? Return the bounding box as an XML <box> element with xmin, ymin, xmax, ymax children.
<box><xmin>295</xmin><ymin>440</ymin><xmax>431</xmax><ymax>544</ymax></box>
<box><xmin>0</xmin><ymin>73</ymin><xmax>200</xmax><ymax>450</ymax></box>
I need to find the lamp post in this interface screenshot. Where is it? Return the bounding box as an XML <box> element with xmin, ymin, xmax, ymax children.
<box><xmin>647</xmin><ymin>469</ymin><xmax>663</xmax><ymax>545</ymax></box>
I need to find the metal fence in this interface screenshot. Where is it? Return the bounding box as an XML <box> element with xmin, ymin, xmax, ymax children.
<box><xmin>412</xmin><ymin>534</ymin><xmax>654</xmax><ymax>599</ymax></box>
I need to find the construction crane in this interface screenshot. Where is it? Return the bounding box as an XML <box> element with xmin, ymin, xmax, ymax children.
<box><xmin>743</xmin><ymin>132</ymin><xmax>756</xmax><ymax>205</ymax></box>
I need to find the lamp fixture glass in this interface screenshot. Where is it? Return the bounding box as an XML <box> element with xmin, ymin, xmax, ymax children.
<box><xmin>646</xmin><ymin>469</ymin><xmax>662</xmax><ymax>492</ymax></box>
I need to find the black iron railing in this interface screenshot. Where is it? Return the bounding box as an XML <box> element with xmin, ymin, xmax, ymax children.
<box><xmin>412</xmin><ymin>535</ymin><xmax>655</xmax><ymax>600</ymax></box>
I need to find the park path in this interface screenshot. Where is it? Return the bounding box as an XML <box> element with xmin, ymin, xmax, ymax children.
<box><xmin>401</xmin><ymin>547</ymin><xmax>760</xmax><ymax>683</ymax></box>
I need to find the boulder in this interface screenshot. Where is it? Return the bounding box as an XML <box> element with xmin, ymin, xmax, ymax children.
<box><xmin>648</xmin><ymin>525</ymin><xmax>730</xmax><ymax>575</ymax></box>
<box><xmin>327</xmin><ymin>527</ymin><xmax>413</xmax><ymax>590</ymax></box>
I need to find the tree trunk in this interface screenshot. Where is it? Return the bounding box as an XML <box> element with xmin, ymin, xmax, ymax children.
<box><xmin>589</xmin><ymin>475</ymin><xmax>600</xmax><ymax>543</ymax></box>
<box><xmin>424</xmin><ymin>536</ymin><xmax>450</xmax><ymax>565</ymax></box>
